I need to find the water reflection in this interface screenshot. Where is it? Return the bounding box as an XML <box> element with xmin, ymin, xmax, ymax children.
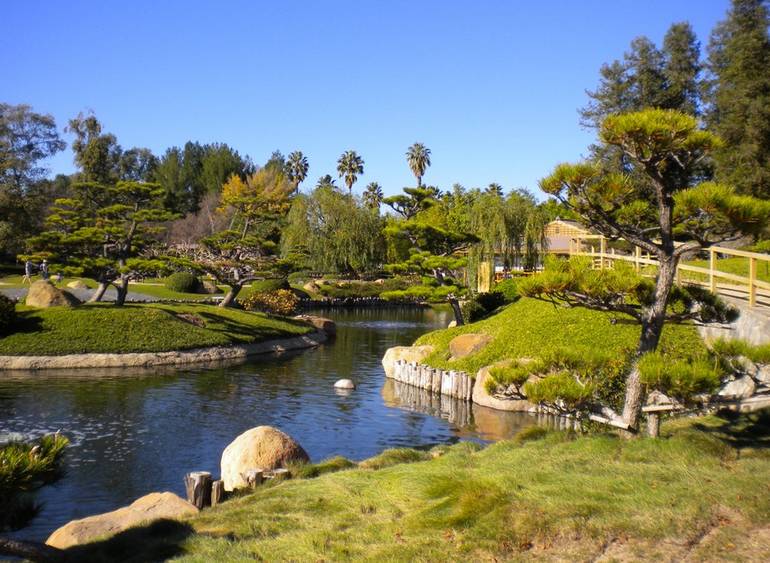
<box><xmin>1</xmin><ymin>306</ymin><xmax>539</xmax><ymax>541</ymax></box>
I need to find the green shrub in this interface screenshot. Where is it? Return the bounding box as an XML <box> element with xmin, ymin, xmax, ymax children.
<box><xmin>462</xmin><ymin>291</ymin><xmax>505</xmax><ymax>322</ymax></box>
<box><xmin>249</xmin><ymin>278</ymin><xmax>290</xmax><ymax>293</ymax></box>
<box><xmin>494</xmin><ymin>278</ymin><xmax>519</xmax><ymax>302</ymax></box>
<box><xmin>524</xmin><ymin>371</ymin><xmax>594</xmax><ymax>409</ymax></box>
<box><xmin>0</xmin><ymin>294</ymin><xmax>16</xmax><ymax>335</ymax></box>
<box><xmin>638</xmin><ymin>352</ymin><xmax>723</xmax><ymax>402</ymax></box>
<box><xmin>288</xmin><ymin>271</ymin><xmax>313</xmax><ymax>285</ymax></box>
<box><xmin>164</xmin><ymin>272</ymin><xmax>202</xmax><ymax>293</ymax></box>
<box><xmin>242</xmin><ymin>289</ymin><xmax>300</xmax><ymax>316</ymax></box>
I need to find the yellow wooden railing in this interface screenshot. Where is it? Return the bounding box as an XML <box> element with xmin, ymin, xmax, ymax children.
<box><xmin>569</xmin><ymin>236</ymin><xmax>770</xmax><ymax>308</ymax></box>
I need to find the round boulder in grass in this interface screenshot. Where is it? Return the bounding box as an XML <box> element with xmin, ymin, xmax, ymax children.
<box><xmin>449</xmin><ymin>333</ymin><xmax>492</xmax><ymax>360</ymax></box>
<box><xmin>334</xmin><ymin>379</ymin><xmax>356</xmax><ymax>390</ymax></box>
<box><xmin>26</xmin><ymin>280</ymin><xmax>81</xmax><ymax>308</ymax></box>
<box><xmin>220</xmin><ymin>426</ymin><xmax>309</xmax><ymax>491</ymax></box>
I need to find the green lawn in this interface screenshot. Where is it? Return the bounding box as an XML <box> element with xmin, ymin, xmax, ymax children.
<box><xmin>0</xmin><ymin>303</ymin><xmax>311</xmax><ymax>355</ymax></box>
<box><xmin>64</xmin><ymin>412</ymin><xmax>770</xmax><ymax>562</ymax></box>
<box><xmin>414</xmin><ymin>297</ymin><xmax>707</xmax><ymax>374</ymax></box>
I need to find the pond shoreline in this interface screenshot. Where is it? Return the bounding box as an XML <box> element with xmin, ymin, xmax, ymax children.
<box><xmin>0</xmin><ymin>330</ymin><xmax>328</xmax><ymax>370</ymax></box>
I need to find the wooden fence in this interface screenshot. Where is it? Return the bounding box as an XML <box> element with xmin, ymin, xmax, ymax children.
<box><xmin>569</xmin><ymin>235</ymin><xmax>770</xmax><ymax>308</ymax></box>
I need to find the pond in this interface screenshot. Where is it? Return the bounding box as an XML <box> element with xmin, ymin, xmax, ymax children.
<box><xmin>0</xmin><ymin>306</ymin><xmax>538</xmax><ymax>541</ymax></box>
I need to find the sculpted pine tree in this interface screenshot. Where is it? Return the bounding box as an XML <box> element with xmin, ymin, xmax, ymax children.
<box><xmin>30</xmin><ymin>181</ymin><xmax>174</xmax><ymax>305</ymax></box>
<box><xmin>536</xmin><ymin>109</ymin><xmax>770</xmax><ymax>432</ymax></box>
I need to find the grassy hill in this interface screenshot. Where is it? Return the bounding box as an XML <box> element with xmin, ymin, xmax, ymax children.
<box><xmin>0</xmin><ymin>303</ymin><xmax>311</xmax><ymax>356</ymax></box>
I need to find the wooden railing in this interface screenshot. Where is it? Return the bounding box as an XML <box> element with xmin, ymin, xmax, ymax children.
<box><xmin>569</xmin><ymin>236</ymin><xmax>770</xmax><ymax>308</ymax></box>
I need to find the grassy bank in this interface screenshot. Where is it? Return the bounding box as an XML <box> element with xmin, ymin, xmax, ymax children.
<box><xmin>66</xmin><ymin>412</ymin><xmax>770</xmax><ymax>561</ymax></box>
<box><xmin>0</xmin><ymin>303</ymin><xmax>312</xmax><ymax>356</ymax></box>
<box><xmin>413</xmin><ymin>297</ymin><xmax>708</xmax><ymax>374</ymax></box>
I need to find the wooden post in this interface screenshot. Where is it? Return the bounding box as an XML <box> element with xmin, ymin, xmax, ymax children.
<box><xmin>184</xmin><ymin>471</ymin><xmax>212</xmax><ymax>509</ymax></box>
<box><xmin>749</xmin><ymin>257</ymin><xmax>757</xmax><ymax>307</ymax></box>
<box><xmin>211</xmin><ymin>480</ymin><xmax>226</xmax><ymax>506</ymax></box>
<box><xmin>647</xmin><ymin>414</ymin><xmax>660</xmax><ymax>438</ymax></box>
<box><xmin>272</xmin><ymin>468</ymin><xmax>291</xmax><ymax>481</ymax></box>
<box><xmin>634</xmin><ymin>246</ymin><xmax>641</xmax><ymax>272</ymax></box>
<box><xmin>241</xmin><ymin>469</ymin><xmax>264</xmax><ymax>488</ymax></box>
<box><xmin>709</xmin><ymin>248</ymin><xmax>716</xmax><ymax>293</ymax></box>
<box><xmin>599</xmin><ymin>237</ymin><xmax>606</xmax><ymax>269</ymax></box>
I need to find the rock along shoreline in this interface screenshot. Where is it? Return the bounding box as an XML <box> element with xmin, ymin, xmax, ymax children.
<box><xmin>0</xmin><ymin>330</ymin><xmax>328</xmax><ymax>371</ymax></box>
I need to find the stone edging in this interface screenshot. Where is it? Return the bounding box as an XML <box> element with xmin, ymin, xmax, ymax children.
<box><xmin>0</xmin><ymin>331</ymin><xmax>328</xmax><ymax>370</ymax></box>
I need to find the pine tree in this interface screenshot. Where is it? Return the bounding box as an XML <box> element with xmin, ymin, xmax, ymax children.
<box><xmin>704</xmin><ymin>0</ymin><xmax>770</xmax><ymax>198</ymax></box>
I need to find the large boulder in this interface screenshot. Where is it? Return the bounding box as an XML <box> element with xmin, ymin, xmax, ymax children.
<box><xmin>472</xmin><ymin>363</ymin><xmax>537</xmax><ymax>412</ymax></box>
<box><xmin>46</xmin><ymin>492</ymin><xmax>197</xmax><ymax>549</ymax></box>
<box><xmin>66</xmin><ymin>280</ymin><xmax>89</xmax><ymax>290</ymax></box>
<box><xmin>449</xmin><ymin>333</ymin><xmax>491</xmax><ymax>360</ymax></box>
<box><xmin>303</xmin><ymin>281</ymin><xmax>321</xmax><ymax>294</ymax></box>
<box><xmin>221</xmin><ymin>426</ymin><xmax>309</xmax><ymax>491</ymax></box>
<box><xmin>381</xmin><ymin>345</ymin><xmax>435</xmax><ymax>378</ymax></box>
<box><xmin>294</xmin><ymin>315</ymin><xmax>336</xmax><ymax>336</ymax></box>
<box><xmin>26</xmin><ymin>280</ymin><xmax>81</xmax><ymax>308</ymax></box>
<box><xmin>201</xmin><ymin>280</ymin><xmax>222</xmax><ymax>294</ymax></box>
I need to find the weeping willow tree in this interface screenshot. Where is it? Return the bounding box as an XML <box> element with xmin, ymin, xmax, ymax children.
<box><xmin>281</xmin><ymin>185</ymin><xmax>384</xmax><ymax>276</ymax></box>
<box><xmin>466</xmin><ymin>189</ymin><xmax>547</xmax><ymax>284</ymax></box>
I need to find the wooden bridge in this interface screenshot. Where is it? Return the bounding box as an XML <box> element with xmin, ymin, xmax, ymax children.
<box><xmin>568</xmin><ymin>235</ymin><xmax>770</xmax><ymax>310</ymax></box>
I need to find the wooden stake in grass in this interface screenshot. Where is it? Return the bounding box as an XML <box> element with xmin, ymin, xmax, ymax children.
<box><xmin>184</xmin><ymin>471</ymin><xmax>212</xmax><ymax>509</ymax></box>
<box><xmin>211</xmin><ymin>480</ymin><xmax>226</xmax><ymax>506</ymax></box>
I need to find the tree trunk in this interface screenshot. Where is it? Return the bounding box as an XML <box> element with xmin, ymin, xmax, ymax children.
<box><xmin>448</xmin><ymin>296</ymin><xmax>464</xmax><ymax>326</ymax></box>
<box><xmin>0</xmin><ymin>537</ymin><xmax>64</xmax><ymax>562</ymax></box>
<box><xmin>621</xmin><ymin>254</ymin><xmax>678</xmax><ymax>432</ymax></box>
<box><xmin>219</xmin><ymin>284</ymin><xmax>242</xmax><ymax>308</ymax></box>
<box><xmin>184</xmin><ymin>471</ymin><xmax>212</xmax><ymax>509</ymax></box>
<box><xmin>89</xmin><ymin>281</ymin><xmax>109</xmax><ymax>303</ymax></box>
<box><xmin>115</xmin><ymin>277</ymin><xmax>129</xmax><ymax>306</ymax></box>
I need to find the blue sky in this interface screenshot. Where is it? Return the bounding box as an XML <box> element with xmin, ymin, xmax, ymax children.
<box><xmin>2</xmin><ymin>0</ymin><xmax>730</xmax><ymax>199</ymax></box>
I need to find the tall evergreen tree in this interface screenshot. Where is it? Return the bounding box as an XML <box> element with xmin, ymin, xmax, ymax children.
<box><xmin>704</xmin><ymin>0</ymin><xmax>770</xmax><ymax>198</ymax></box>
<box><xmin>286</xmin><ymin>150</ymin><xmax>309</xmax><ymax>193</ymax></box>
<box><xmin>406</xmin><ymin>143</ymin><xmax>431</xmax><ymax>187</ymax></box>
<box><xmin>363</xmin><ymin>181</ymin><xmax>384</xmax><ymax>210</ymax></box>
<box><xmin>663</xmin><ymin>23</ymin><xmax>702</xmax><ymax>115</ymax></box>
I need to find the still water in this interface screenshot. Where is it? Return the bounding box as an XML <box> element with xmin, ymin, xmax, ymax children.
<box><xmin>0</xmin><ymin>307</ymin><xmax>536</xmax><ymax>541</ymax></box>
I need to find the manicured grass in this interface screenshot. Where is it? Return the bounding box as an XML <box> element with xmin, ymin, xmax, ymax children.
<box><xmin>0</xmin><ymin>303</ymin><xmax>311</xmax><ymax>355</ymax></box>
<box><xmin>413</xmin><ymin>297</ymin><xmax>707</xmax><ymax>374</ymax></box>
<box><xmin>65</xmin><ymin>412</ymin><xmax>770</xmax><ymax>562</ymax></box>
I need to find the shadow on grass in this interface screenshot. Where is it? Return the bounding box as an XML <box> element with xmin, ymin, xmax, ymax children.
<box><xmin>63</xmin><ymin>519</ymin><xmax>195</xmax><ymax>563</ymax></box>
<box><xmin>9</xmin><ymin>313</ymin><xmax>43</xmax><ymax>334</ymax></box>
<box><xmin>692</xmin><ymin>410</ymin><xmax>770</xmax><ymax>451</ymax></box>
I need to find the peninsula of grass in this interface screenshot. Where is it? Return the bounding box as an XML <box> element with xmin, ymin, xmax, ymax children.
<box><xmin>414</xmin><ymin>297</ymin><xmax>708</xmax><ymax>374</ymax></box>
<box><xmin>65</xmin><ymin>412</ymin><xmax>770</xmax><ymax>562</ymax></box>
<box><xmin>0</xmin><ymin>303</ymin><xmax>312</xmax><ymax>356</ymax></box>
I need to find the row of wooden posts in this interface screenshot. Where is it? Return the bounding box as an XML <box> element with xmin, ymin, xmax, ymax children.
<box><xmin>569</xmin><ymin>235</ymin><xmax>770</xmax><ymax>308</ymax></box>
<box><xmin>183</xmin><ymin>468</ymin><xmax>291</xmax><ymax>509</ymax></box>
<box><xmin>390</xmin><ymin>360</ymin><xmax>474</xmax><ymax>401</ymax></box>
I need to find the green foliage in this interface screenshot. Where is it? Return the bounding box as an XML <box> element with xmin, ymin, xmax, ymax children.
<box><xmin>705</xmin><ymin>0</ymin><xmax>770</xmax><ymax>198</ymax></box>
<box><xmin>316</xmin><ymin>278</ymin><xmax>409</xmax><ymax>299</ymax></box>
<box><xmin>0</xmin><ymin>303</ymin><xmax>310</xmax><ymax>355</ymax></box>
<box><xmin>524</xmin><ymin>371</ymin><xmax>595</xmax><ymax>410</ymax></box>
<box><xmin>711</xmin><ymin>338</ymin><xmax>770</xmax><ymax>365</ymax></box>
<box><xmin>0</xmin><ymin>293</ymin><xmax>16</xmax><ymax>335</ymax></box>
<box><xmin>638</xmin><ymin>352</ymin><xmax>723</xmax><ymax>402</ymax></box>
<box><xmin>249</xmin><ymin>278</ymin><xmax>290</xmax><ymax>293</ymax></box>
<box><xmin>1</xmin><ymin>433</ymin><xmax>68</xmax><ymax>530</ymax></box>
<box><xmin>336</xmin><ymin>150</ymin><xmax>364</xmax><ymax>193</ymax></box>
<box><xmin>488</xmin><ymin>360</ymin><xmax>534</xmax><ymax>389</ymax></box>
<box><xmin>241</xmin><ymin>289</ymin><xmax>300</xmax><ymax>317</ymax></box>
<box><xmin>493</xmin><ymin>278</ymin><xmax>520</xmax><ymax>302</ymax></box>
<box><xmin>281</xmin><ymin>186</ymin><xmax>384</xmax><ymax>275</ymax></box>
<box><xmin>164</xmin><ymin>272</ymin><xmax>202</xmax><ymax>293</ymax></box>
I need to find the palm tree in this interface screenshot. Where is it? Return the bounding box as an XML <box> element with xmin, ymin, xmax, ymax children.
<box><xmin>406</xmin><ymin>142</ymin><xmax>431</xmax><ymax>187</ymax></box>
<box><xmin>363</xmin><ymin>182</ymin><xmax>384</xmax><ymax>210</ymax></box>
<box><xmin>286</xmin><ymin>150</ymin><xmax>309</xmax><ymax>193</ymax></box>
<box><xmin>316</xmin><ymin>174</ymin><xmax>337</xmax><ymax>189</ymax></box>
<box><xmin>337</xmin><ymin>150</ymin><xmax>364</xmax><ymax>194</ymax></box>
